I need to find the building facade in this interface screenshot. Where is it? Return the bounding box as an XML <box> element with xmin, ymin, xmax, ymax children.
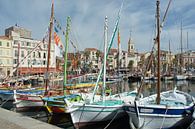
<box><xmin>5</xmin><ymin>25</ymin><xmax>56</xmax><ymax>76</ymax></box>
<box><xmin>179</xmin><ymin>50</ymin><xmax>195</xmax><ymax>70</ymax></box>
<box><xmin>0</xmin><ymin>36</ymin><xmax>13</xmax><ymax>79</ymax></box>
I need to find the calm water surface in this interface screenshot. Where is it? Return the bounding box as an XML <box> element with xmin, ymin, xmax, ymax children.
<box><xmin>18</xmin><ymin>80</ymin><xmax>195</xmax><ymax>129</ymax></box>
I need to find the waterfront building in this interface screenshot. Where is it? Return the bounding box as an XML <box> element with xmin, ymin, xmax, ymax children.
<box><xmin>67</xmin><ymin>52</ymin><xmax>81</xmax><ymax>75</ymax></box>
<box><xmin>5</xmin><ymin>25</ymin><xmax>56</xmax><ymax>76</ymax></box>
<box><xmin>128</xmin><ymin>37</ymin><xmax>135</xmax><ymax>55</ymax></box>
<box><xmin>160</xmin><ymin>50</ymin><xmax>175</xmax><ymax>73</ymax></box>
<box><xmin>0</xmin><ymin>36</ymin><xmax>13</xmax><ymax>80</ymax></box>
<box><xmin>81</xmin><ymin>48</ymin><xmax>102</xmax><ymax>73</ymax></box>
<box><xmin>107</xmin><ymin>48</ymin><xmax>117</xmax><ymax>71</ymax></box>
<box><xmin>179</xmin><ymin>50</ymin><xmax>195</xmax><ymax>70</ymax></box>
<box><xmin>127</xmin><ymin>37</ymin><xmax>140</xmax><ymax>72</ymax></box>
<box><xmin>121</xmin><ymin>50</ymin><xmax>129</xmax><ymax>68</ymax></box>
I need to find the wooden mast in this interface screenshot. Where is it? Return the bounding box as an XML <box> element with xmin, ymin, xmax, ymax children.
<box><xmin>180</xmin><ymin>22</ymin><xmax>183</xmax><ymax>74</ymax></box>
<box><xmin>45</xmin><ymin>0</ymin><xmax>54</xmax><ymax>95</ymax></box>
<box><xmin>156</xmin><ymin>0</ymin><xmax>161</xmax><ymax>104</ymax></box>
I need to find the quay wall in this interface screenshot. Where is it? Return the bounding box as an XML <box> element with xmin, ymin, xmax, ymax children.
<box><xmin>0</xmin><ymin>108</ymin><xmax>61</xmax><ymax>129</ymax></box>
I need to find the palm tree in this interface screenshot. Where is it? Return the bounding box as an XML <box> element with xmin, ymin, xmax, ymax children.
<box><xmin>84</xmin><ymin>51</ymin><xmax>90</xmax><ymax>63</ymax></box>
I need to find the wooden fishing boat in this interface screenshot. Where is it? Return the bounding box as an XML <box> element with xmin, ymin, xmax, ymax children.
<box><xmin>125</xmin><ymin>1</ymin><xmax>195</xmax><ymax>129</ymax></box>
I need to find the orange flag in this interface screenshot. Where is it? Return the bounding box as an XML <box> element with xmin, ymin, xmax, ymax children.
<box><xmin>118</xmin><ymin>28</ymin><xmax>120</xmax><ymax>45</ymax></box>
<box><xmin>54</xmin><ymin>32</ymin><xmax>60</xmax><ymax>45</ymax></box>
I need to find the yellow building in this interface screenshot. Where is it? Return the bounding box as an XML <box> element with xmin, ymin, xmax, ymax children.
<box><xmin>0</xmin><ymin>36</ymin><xmax>13</xmax><ymax>80</ymax></box>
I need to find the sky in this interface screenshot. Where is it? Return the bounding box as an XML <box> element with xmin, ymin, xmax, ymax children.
<box><xmin>0</xmin><ymin>0</ymin><xmax>195</xmax><ymax>53</ymax></box>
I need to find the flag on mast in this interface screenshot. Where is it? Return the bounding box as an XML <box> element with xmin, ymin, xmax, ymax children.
<box><xmin>54</xmin><ymin>26</ymin><xmax>64</xmax><ymax>57</ymax></box>
<box><xmin>118</xmin><ymin>28</ymin><xmax>120</xmax><ymax>45</ymax></box>
<box><xmin>117</xmin><ymin>28</ymin><xmax>122</xmax><ymax>60</ymax></box>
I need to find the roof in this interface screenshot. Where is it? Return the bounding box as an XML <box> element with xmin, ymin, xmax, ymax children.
<box><xmin>0</xmin><ymin>36</ymin><xmax>11</xmax><ymax>40</ymax></box>
<box><xmin>109</xmin><ymin>48</ymin><xmax>117</xmax><ymax>54</ymax></box>
<box><xmin>84</xmin><ymin>48</ymin><xmax>98</xmax><ymax>51</ymax></box>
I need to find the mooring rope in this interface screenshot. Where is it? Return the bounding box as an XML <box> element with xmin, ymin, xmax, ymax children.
<box><xmin>104</xmin><ymin>109</ymin><xmax>120</xmax><ymax>129</ymax></box>
<box><xmin>160</xmin><ymin>105</ymin><xmax>169</xmax><ymax>129</ymax></box>
<box><xmin>0</xmin><ymin>94</ymin><xmax>14</xmax><ymax>108</ymax></box>
<box><xmin>77</xmin><ymin>103</ymin><xmax>86</xmax><ymax>129</ymax></box>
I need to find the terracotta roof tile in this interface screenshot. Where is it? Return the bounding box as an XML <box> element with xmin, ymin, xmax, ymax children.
<box><xmin>0</xmin><ymin>36</ymin><xmax>11</xmax><ymax>40</ymax></box>
<box><xmin>84</xmin><ymin>48</ymin><xmax>98</xmax><ymax>51</ymax></box>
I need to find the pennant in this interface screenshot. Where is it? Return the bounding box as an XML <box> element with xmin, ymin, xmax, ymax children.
<box><xmin>117</xmin><ymin>28</ymin><xmax>122</xmax><ymax>61</ymax></box>
<box><xmin>54</xmin><ymin>27</ymin><xmax>59</xmax><ymax>33</ymax></box>
<box><xmin>54</xmin><ymin>32</ymin><xmax>60</xmax><ymax>45</ymax></box>
<box><xmin>55</xmin><ymin>42</ymin><xmax>64</xmax><ymax>58</ymax></box>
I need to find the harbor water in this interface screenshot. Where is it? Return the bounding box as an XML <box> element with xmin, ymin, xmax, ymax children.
<box><xmin>9</xmin><ymin>80</ymin><xmax>195</xmax><ymax>129</ymax></box>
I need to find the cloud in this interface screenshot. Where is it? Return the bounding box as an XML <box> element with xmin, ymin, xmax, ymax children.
<box><xmin>0</xmin><ymin>0</ymin><xmax>194</xmax><ymax>53</ymax></box>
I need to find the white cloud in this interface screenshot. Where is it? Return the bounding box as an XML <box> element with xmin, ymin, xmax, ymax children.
<box><xmin>0</xmin><ymin>0</ymin><xmax>194</xmax><ymax>53</ymax></box>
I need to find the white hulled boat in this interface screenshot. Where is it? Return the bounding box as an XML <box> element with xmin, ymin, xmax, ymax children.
<box><xmin>13</xmin><ymin>89</ymin><xmax>44</xmax><ymax>111</ymax></box>
<box><xmin>125</xmin><ymin>1</ymin><xmax>195</xmax><ymax>129</ymax></box>
<box><xmin>125</xmin><ymin>88</ymin><xmax>195</xmax><ymax>129</ymax></box>
<box><xmin>68</xmin><ymin>12</ymin><xmax>126</xmax><ymax>128</ymax></box>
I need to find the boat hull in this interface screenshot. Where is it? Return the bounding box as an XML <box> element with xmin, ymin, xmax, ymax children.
<box><xmin>175</xmin><ymin>75</ymin><xmax>187</xmax><ymax>80</ymax></box>
<box><xmin>44</xmin><ymin>99</ymin><xmax>66</xmax><ymax>113</ymax></box>
<box><xmin>162</xmin><ymin>76</ymin><xmax>174</xmax><ymax>81</ymax></box>
<box><xmin>42</xmin><ymin>94</ymin><xmax>83</xmax><ymax>114</ymax></box>
<box><xmin>70</xmin><ymin>102</ymin><xmax>125</xmax><ymax>128</ymax></box>
<box><xmin>14</xmin><ymin>94</ymin><xmax>43</xmax><ymax>111</ymax></box>
<box><xmin>126</xmin><ymin>105</ymin><xmax>194</xmax><ymax>129</ymax></box>
<box><xmin>125</xmin><ymin>90</ymin><xmax>195</xmax><ymax>129</ymax></box>
<box><xmin>128</xmin><ymin>76</ymin><xmax>142</xmax><ymax>82</ymax></box>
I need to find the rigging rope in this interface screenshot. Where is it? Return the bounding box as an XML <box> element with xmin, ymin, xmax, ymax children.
<box><xmin>135</xmin><ymin>0</ymin><xmax>173</xmax><ymax>101</ymax></box>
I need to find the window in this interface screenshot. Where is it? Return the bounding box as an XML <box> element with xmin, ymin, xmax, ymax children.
<box><xmin>14</xmin><ymin>59</ymin><xmax>18</xmax><ymax>64</ymax></box>
<box><xmin>43</xmin><ymin>60</ymin><xmax>46</xmax><ymax>65</ymax></box>
<box><xmin>7</xmin><ymin>69</ymin><xmax>10</xmax><ymax>76</ymax></box>
<box><xmin>32</xmin><ymin>59</ymin><xmax>36</xmax><ymax>65</ymax></box>
<box><xmin>7</xmin><ymin>42</ymin><xmax>9</xmax><ymax>47</ymax></box>
<box><xmin>0</xmin><ymin>41</ymin><xmax>2</xmax><ymax>46</ymax></box>
<box><xmin>33</xmin><ymin>52</ymin><xmax>35</xmax><ymax>58</ymax></box>
<box><xmin>44</xmin><ymin>44</ymin><xmax>47</xmax><ymax>49</ymax></box>
<box><xmin>21</xmin><ymin>51</ymin><xmax>24</xmax><ymax>57</ymax></box>
<box><xmin>14</xmin><ymin>40</ymin><xmax>18</xmax><ymax>45</ymax></box>
<box><xmin>28</xmin><ymin>59</ymin><xmax>30</xmax><ymax>65</ymax></box>
<box><xmin>0</xmin><ymin>50</ymin><xmax>2</xmax><ymax>55</ymax></box>
<box><xmin>131</xmin><ymin>45</ymin><xmax>134</xmax><ymax>49</ymax></box>
<box><xmin>27</xmin><ymin>42</ymin><xmax>30</xmax><ymax>46</ymax></box>
<box><xmin>43</xmin><ymin>52</ymin><xmax>46</xmax><ymax>58</ymax></box>
<box><xmin>38</xmin><ymin>52</ymin><xmax>41</xmax><ymax>58</ymax></box>
<box><xmin>22</xmin><ymin>41</ymin><xmax>25</xmax><ymax>46</ymax></box>
<box><xmin>15</xmin><ymin>50</ymin><xmax>18</xmax><ymax>57</ymax></box>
